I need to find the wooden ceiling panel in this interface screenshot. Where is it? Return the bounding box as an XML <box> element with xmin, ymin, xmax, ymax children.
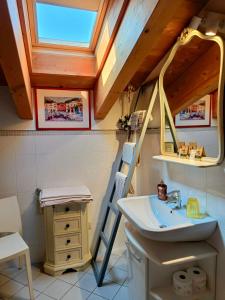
<box><xmin>165</xmin><ymin>42</ymin><xmax>220</xmax><ymax>115</ymax></box>
<box><xmin>31</xmin><ymin>73</ymin><xmax>95</xmax><ymax>89</ymax></box>
<box><xmin>31</xmin><ymin>50</ymin><xmax>96</xmax><ymax>88</ymax></box>
<box><xmin>0</xmin><ymin>0</ymin><xmax>32</xmax><ymax>119</ymax></box>
<box><xmin>164</xmin><ymin>37</ymin><xmax>214</xmax><ymax>87</ymax></box>
<box><xmin>0</xmin><ymin>66</ymin><xmax>7</xmax><ymax>86</ymax></box>
<box><xmin>94</xmin><ymin>0</ymin><xmax>209</xmax><ymax>119</ymax></box>
<box><xmin>37</xmin><ymin>0</ymin><xmax>102</xmax><ymax>11</ymax></box>
<box><xmin>32</xmin><ymin>50</ymin><xmax>97</xmax><ymax>76</ymax></box>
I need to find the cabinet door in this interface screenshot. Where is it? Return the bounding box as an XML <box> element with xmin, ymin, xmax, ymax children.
<box><xmin>126</xmin><ymin>240</ymin><xmax>149</xmax><ymax>300</ymax></box>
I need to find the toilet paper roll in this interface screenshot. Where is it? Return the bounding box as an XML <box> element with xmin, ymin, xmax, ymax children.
<box><xmin>187</xmin><ymin>267</ymin><xmax>207</xmax><ymax>293</ymax></box>
<box><xmin>173</xmin><ymin>271</ymin><xmax>192</xmax><ymax>296</ymax></box>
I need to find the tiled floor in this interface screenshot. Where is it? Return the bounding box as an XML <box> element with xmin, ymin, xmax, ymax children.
<box><xmin>0</xmin><ymin>253</ymin><xmax>129</xmax><ymax>300</ymax></box>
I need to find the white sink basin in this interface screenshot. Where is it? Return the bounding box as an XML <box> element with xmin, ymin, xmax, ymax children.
<box><xmin>117</xmin><ymin>195</ymin><xmax>217</xmax><ymax>242</ymax></box>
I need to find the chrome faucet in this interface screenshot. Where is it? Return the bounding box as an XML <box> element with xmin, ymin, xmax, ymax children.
<box><xmin>166</xmin><ymin>190</ymin><xmax>182</xmax><ymax>209</ymax></box>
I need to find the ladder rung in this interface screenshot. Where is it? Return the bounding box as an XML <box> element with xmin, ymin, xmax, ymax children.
<box><xmin>100</xmin><ymin>231</ymin><xmax>109</xmax><ymax>247</ymax></box>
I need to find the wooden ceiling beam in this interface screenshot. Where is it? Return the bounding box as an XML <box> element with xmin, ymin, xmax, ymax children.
<box><xmin>94</xmin><ymin>0</ymin><xmax>208</xmax><ymax>119</ymax></box>
<box><xmin>0</xmin><ymin>66</ymin><xmax>8</xmax><ymax>86</ymax></box>
<box><xmin>166</xmin><ymin>43</ymin><xmax>220</xmax><ymax>115</ymax></box>
<box><xmin>0</xmin><ymin>0</ymin><xmax>33</xmax><ymax>119</ymax></box>
<box><xmin>95</xmin><ymin>0</ymin><xmax>129</xmax><ymax>76</ymax></box>
<box><xmin>31</xmin><ymin>49</ymin><xmax>97</xmax><ymax>88</ymax></box>
<box><xmin>17</xmin><ymin>0</ymin><xmax>33</xmax><ymax>72</ymax></box>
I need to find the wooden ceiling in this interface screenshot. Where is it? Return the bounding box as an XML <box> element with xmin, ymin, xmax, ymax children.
<box><xmin>0</xmin><ymin>66</ymin><xmax>7</xmax><ymax>86</ymax></box>
<box><xmin>164</xmin><ymin>37</ymin><xmax>220</xmax><ymax>115</ymax></box>
<box><xmin>0</xmin><ymin>0</ymin><xmax>224</xmax><ymax>119</ymax></box>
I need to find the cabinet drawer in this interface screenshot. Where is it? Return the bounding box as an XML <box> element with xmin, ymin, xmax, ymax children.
<box><xmin>54</xmin><ymin>203</ymin><xmax>81</xmax><ymax>219</ymax></box>
<box><xmin>55</xmin><ymin>248</ymin><xmax>82</xmax><ymax>264</ymax></box>
<box><xmin>55</xmin><ymin>233</ymin><xmax>81</xmax><ymax>251</ymax></box>
<box><xmin>54</xmin><ymin>218</ymin><xmax>80</xmax><ymax>235</ymax></box>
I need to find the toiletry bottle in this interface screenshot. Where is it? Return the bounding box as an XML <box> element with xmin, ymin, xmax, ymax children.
<box><xmin>157</xmin><ymin>180</ymin><xmax>167</xmax><ymax>201</ymax></box>
<box><xmin>186</xmin><ymin>198</ymin><xmax>200</xmax><ymax>218</ymax></box>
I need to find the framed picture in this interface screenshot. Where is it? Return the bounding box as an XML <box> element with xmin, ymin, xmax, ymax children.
<box><xmin>35</xmin><ymin>88</ymin><xmax>91</xmax><ymax>130</ymax></box>
<box><xmin>175</xmin><ymin>94</ymin><xmax>211</xmax><ymax>128</ymax></box>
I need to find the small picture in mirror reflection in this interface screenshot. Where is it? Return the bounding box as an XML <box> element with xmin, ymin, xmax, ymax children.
<box><xmin>175</xmin><ymin>94</ymin><xmax>211</xmax><ymax>127</ymax></box>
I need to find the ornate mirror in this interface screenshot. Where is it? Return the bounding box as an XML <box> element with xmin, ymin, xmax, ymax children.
<box><xmin>158</xmin><ymin>29</ymin><xmax>225</xmax><ymax>166</ymax></box>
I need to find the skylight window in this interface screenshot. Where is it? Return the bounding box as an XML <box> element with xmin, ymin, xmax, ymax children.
<box><xmin>36</xmin><ymin>2</ymin><xmax>97</xmax><ymax>47</ymax></box>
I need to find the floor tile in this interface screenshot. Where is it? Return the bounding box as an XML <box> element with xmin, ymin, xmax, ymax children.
<box><xmin>43</xmin><ymin>279</ymin><xmax>72</xmax><ymax>299</ymax></box>
<box><xmin>62</xmin><ymin>286</ymin><xmax>91</xmax><ymax>300</ymax></box>
<box><xmin>87</xmin><ymin>294</ymin><xmax>105</xmax><ymax>300</ymax></box>
<box><xmin>0</xmin><ymin>274</ymin><xmax>10</xmax><ymax>286</ymax></box>
<box><xmin>0</xmin><ymin>265</ymin><xmax>24</xmax><ymax>279</ymax></box>
<box><xmin>0</xmin><ymin>279</ymin><xmax>24</xmax><ymax>297</ymax></box>
<box><xmin>113</xmin><ymin>286</ymin><xmax>129</xmax><ymax>300</ymax></box>
<box><xmin>57</xmin><ymin>270</ymin><xmax>86</xmax><ymax>285</ymax></box>
<box><xmin>84</xmin><ymin>265</ymin><xmax>94</xmax><ymax>275</ymax></box>
<box><xmin>36</xmin><ymin>294</ymin><xmax>55</xmax><ymax>300</ymax></box>
<box><xmin>11</xmin><ymin>286</ymin><xmax>40</xmax><ymax>299</ymax></box>
<box><xmin>76</xmin><ymin>273</ymin><xmax>97</xmax><ymax>293</ymax></box>
<box><xmin>93</xmin><ymin>282</ymin><xmax>121</xmax><ymax>300</ymax></box>
<box><xmin>107</xmin><ymin>267</ymin><xmax>127</xmax><ymax>285</ymax></box>
<box><xmin>14</xmin><ymin>266</ymin><xmax>41</xmax><ymax>285</ymax></box>
<box><xmin>86</xmin><ymin>265</ymin><xmax>110</xmax><ymax>278</ymax></box>
<box><xmin>32</xmin><ymin>273</ymin><xmax>56</xmax><ymax>292</ymax></box>
<box><xmin>123</xmin><ymin>278</ymin><xmax>128</xmax><ymax>287</ymax></box>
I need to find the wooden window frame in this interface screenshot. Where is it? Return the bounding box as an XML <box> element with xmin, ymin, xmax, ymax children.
<box><xmin>26</xmin><ymin>0</ymin><xmax>109</xmax><ymax>53</ymax></box>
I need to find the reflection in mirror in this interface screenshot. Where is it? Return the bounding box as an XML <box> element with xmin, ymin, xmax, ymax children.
<box><xmin>159</xmin><ymin>29</ymin><xmax>224</xmax><ymax>165</ymax></box>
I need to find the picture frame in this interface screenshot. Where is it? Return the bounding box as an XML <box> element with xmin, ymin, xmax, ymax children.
<box><xmin>175</xmin><ymin>94</ymin><xmax>211</xmax><ymax>128</ymax></box>
<box><xmin>35</xmin><ymin>88</ymin><xmax>91</xmax><ymax>130</ymax></box>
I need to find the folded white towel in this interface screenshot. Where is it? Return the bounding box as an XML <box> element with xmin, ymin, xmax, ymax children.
<box><xmin>39</xmin><ymin>186</ymin><xmax>93</xmax><ymax>207</ymax></box>
<box><xmin>40</xmin><ymin>197</ymin><xmax>92</xmax><ymax>207</ymax></box>
<box><xmin>41</xmin><ymin>186</ymin><xmax>92</xmax><ymax>199</ymax></box>
<box><xmin>114</xmin><ymin>172</ymin><xmax>127</xmax><ymax>202</ymax></box>
<box><xmin>122</xmin><ymin>142</ymin><xmax>136</xmax><ymax>164</ymax></box>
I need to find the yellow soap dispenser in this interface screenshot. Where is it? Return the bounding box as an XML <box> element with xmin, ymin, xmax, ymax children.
<box><xmin>186</xmin><ymin>198</ymin><xmax>206</xmax><ymax>219</ymax></box>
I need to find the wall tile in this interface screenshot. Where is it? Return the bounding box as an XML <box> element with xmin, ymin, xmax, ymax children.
<box><xmin>15</xmin><ymin>154</ymin><xmax>37</xmax><ymax>193</ymax></box>
<box><xmin>0</xmin><ymin>138</ymin><xmax>17</xmax><ymax>194</ymax></box>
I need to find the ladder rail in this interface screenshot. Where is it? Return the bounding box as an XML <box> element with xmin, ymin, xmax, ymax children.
<box><xmin>92</xmin><ymin>158</ymin><xmax>123</xmax><ymax>262</ymax></box>
<box><xmin>92</xmin><ymin>81</ymin><xmax>159</xmax><ymax>286</ymax></box>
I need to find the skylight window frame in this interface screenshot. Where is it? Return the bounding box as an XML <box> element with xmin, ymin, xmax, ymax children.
<box><xmin>26</xmin><ymin>0</ymin><xmax>109</xmax><ymax>52</ymax></box>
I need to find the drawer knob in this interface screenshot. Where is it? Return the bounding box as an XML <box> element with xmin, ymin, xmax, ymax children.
<box><xmin>65</xmin><ymin>224</ymin><xmax>70</xmax><ymax>229</ymax></box>
<box><xmin>67</xmin><ymin>254</ymin><xmax>71</xmax><ymax>260</ymax></box>
<box><xmin>66</xmin><ymin>239</ymin><xmax>71</xmax><ymax>244</ymax></box>
<box><xmin>65</xmin><ymin>207</ymin><xmax>70</xmax><ymax>212</ymax></box>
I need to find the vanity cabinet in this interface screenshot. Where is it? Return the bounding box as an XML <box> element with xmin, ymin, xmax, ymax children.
<box><xmin>125</xmin><ymin>222</ymin><xmax>217</xmax><ymax>300</ymax></box>
<box><xmin>43</xmin><ymin>202</ymin><xmax>91</xmax><ymax>276</ymax></box>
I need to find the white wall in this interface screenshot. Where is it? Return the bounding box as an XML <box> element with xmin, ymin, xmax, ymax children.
<box><xmin>0</xmin><ymin>87</ymin><xmax>127</xmax><ymax>262</ymax></box>
<box><xmin>138</xmin><ymin>131</ymin><xmax>225</xmax><ymax>300</ymax></box>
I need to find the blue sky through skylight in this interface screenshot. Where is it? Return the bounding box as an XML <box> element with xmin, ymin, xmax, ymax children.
<box><xmin>36</xmin><ymin>3</ymin><xmax>97</xmax><ymax>46</ymax></box>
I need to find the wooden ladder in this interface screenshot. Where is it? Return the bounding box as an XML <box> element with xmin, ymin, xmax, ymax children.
<box><xmin>92</xmin><ymin>81</ymin><xmax>158</xmax><ymax>286</ymax></box>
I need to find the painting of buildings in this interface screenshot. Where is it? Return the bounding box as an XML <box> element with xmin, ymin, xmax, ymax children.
<box><xmin>44</xmin><ymin>97</ymin><xmax>83</xmax><ymax>121</ymax></box>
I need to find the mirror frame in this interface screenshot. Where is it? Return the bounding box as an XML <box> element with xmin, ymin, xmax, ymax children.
<box><xmin>159</xmin><ymin>28</ymin><xmax>225</xmax><ymax>165</ymax></box>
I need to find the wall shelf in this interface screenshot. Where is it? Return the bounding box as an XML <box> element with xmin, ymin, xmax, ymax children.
<box><xmin>153</xmin><ymin>155</ymin><xmax>216</xmax><ymax>168</ymax></box>
<box><xmin>150</xmin><ymin>285</ymin><xmax>213</xmax><ymax>300</ymax></box>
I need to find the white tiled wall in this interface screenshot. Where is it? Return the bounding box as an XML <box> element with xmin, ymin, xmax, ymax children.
<box><xmin>0</xmin><ymin>87</ymin><xmax>128</xmax><ymax>262</ymax></box>
<box><xmin>138</xmin><ymin>133</ymin><xmax>225</xmax><ymax>300</ymax></box>
<box><xmin>0</xmin><ymin>132</ymin><xmax>127</xmax><ymax>262</ymax></box>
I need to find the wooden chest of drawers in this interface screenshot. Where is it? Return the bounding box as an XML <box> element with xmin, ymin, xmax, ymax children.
<box><xmin>43</xmin><ymin>202</ymin><xmax>91</xmax><ymax>276</ymax></box>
